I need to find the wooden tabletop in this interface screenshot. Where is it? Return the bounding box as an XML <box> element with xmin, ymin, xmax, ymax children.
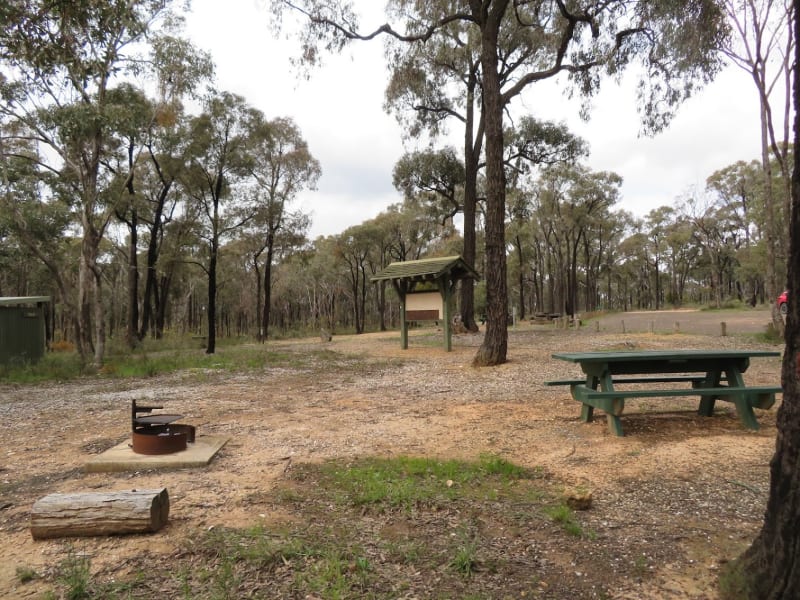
<box><xmin>552</xmin><ymin>349</ymin><xmax>780</xmax><ymax>363</ymax></box>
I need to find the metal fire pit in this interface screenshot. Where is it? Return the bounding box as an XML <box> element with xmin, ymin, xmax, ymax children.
<box><xmin>131</xmin><ymin>400</ymin><xmax>196</xmax><ymax>455</ymax></box>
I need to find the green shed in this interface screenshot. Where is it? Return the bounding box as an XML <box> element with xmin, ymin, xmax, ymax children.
<box><xmin>0</xmin><ymin>296</ymin><xmax>50</xmax><ymax>365</ymax></box>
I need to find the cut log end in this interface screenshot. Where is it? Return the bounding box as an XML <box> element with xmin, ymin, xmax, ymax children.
<box><xmin>30</xmin><ymin>488</ymin><xmax>169</xmax><ymax>540</ymax></box>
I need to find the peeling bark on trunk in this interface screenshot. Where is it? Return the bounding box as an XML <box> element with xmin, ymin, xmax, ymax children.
<box><xmin>473</xmin><ymin>2</ymin><xmax>509</xmax><ymax>367</ymax></box>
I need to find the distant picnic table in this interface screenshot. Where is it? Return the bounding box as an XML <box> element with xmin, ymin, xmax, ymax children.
<box><xmin>546</xmin><ymin>349</ymin><xmax>781</xmax><ymax>436</ymax></box>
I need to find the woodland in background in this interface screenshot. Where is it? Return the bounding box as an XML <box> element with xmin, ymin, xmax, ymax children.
<box><xmin>2</xmin><ymin>145</ymin><xmax>792</xmax><ymax>345</ymax></box>
<box><xmin>0</xmin><ymin>0</ymin><xmax>792</xmax><ymax>361</ymax></box>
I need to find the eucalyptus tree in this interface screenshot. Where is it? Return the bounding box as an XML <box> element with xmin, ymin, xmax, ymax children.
<box><xmin>384</xmin><ymin>17</ymin><xmax>484</xmax><ymax>332</ymax></box>
<box><xmin>684</xmin><ymin>193</ymin><xmax>745</xmax><ymax>307</ymax></box>
<box><xmin>706</xmin><ymin>160</ymin><xmax>767</xmax><ymax>302</ymax></box>
<box><xmin>598</xmin><ymin>208</ymin><xmax>636</xmax><ymax>310</ymax></box>
<box><xmin>335</xmin><ymin>224</ymin><xmax>374</xmax><ymax>333</ymax></box>
<box><xmin>505</xmin><ymin>117</ymin><xmax>588</xmax><ymax>318</ymax></box>
<box><xmin>532</xmin><ymin>163</ymin><xmax>621</xmax><ymax>315</ymax></box>
<box><xmin>109</xmin><ymin>37</ymin><xmax>213</xmax><ymax>344</ymax></box>
<box><xmin>0</xmin><ymin>136</ymin><xmax>78</xmax><ymax>330</ymax></box>
<box><xmin>136</xmin><ymin>115</ymin><xmax>194</xmax><ymax>341</ymax></box>
<box><xmin>706</xmin><ymin>159</ymin><xmax>763</xmax><ymax>247</ymax></box>
<box><xmin>580</xmin><ymin>200</ymin><xmax>626</xmax><ymax>312</ymax></box>
<box><xmin>393</xmin><ymin>147</ymin><xmax>466</xmax><ymax>227</ymax></box>
<box><xmin>728</xmin><ymin>7</ymin><xmax>800</xmax><ymax>593</ymax></box>
<box><xmin>664</xmin><ymin>213</ymin><xmax>699</xmax><ymax>305</ymax></box>
<box><xmin>270</xmin><ymin>0</ymin><xmax>726</xmax><ymax>366</ymax></box>
<box><xmin>643</xmin><ymin>207</ymin><xmax>675</xmax><ymax>310</ymax></box>
<box><xmin>0</xmin><ymin>0</ymin><xmax>182</xmax><ymax>366</ymax></box>
<box><xmin>617</xmin><ymin>229</ymin><xmax>653</xmax><ymax>308</ymax></box>
<box><xmin>304</xmin><ymin>237</ymin><xmax>348</xmax><ymax>332</ymax></box>
<box><xmin>180</xmin><ymin>91</ymin><xmax>261</xmax><ymax>354</ymax></box>
<box><xmin>246</xmin><ymin>116</ymin><xmax>319</xmax><ymax>341</ymax></box>
<box><xmin>361</xmin><ymin>207</ymin><xmax>418</xmax><ymax>331</ymax></box>
<box><xmin>720</xmin><ymin>0</ymin><xmax>794</xmax><ymax>330</ymax></box>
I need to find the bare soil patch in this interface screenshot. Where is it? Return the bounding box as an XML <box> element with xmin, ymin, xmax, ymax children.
<box><xmin>0</xmin><ymin>309</ymin><xmax>783</xmax><ymax>599</ymax></box>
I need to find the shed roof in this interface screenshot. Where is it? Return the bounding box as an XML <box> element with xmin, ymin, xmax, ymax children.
<box><xmin>0</xmin><ymin>296</ymin><xmax>50</xmax><ymax>306</ymax></box>
<box><xmin>371</xmin><ymin>256</ymin><xmax>479</xmax><ymax>283</ymax></box>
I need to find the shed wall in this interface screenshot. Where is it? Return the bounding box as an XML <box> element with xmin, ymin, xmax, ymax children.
<box><xmin>0</xmin><ymin>304</ymin><xmax>46</xmax><ymax>364</ymax></box>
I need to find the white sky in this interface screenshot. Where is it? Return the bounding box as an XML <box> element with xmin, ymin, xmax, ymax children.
<box><xmin>184</xmin><ymin>0</ymin><xmax>765</xmax><ymax>240</ymax></box>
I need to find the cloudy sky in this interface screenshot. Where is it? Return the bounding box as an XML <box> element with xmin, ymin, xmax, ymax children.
<box><xmin>184</xmin><ymin>0</ymin><xmax>765</xmax><ymax>240</ymax></box>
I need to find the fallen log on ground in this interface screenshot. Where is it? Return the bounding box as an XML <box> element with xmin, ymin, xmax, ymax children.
<box><xmin>30</xmin><ymin>488</ymin><xmax>169</xmax><ymax>540</ymax></box>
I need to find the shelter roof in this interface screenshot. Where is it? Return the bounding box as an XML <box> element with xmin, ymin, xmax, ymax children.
<box><xmin>0</xmin><ymin>296</ymin><xmax>50</xmax><ymax>306</ymax></box>
<box><xmin>371</xmin><ymin>256</ymin><xmax>479</xmax><ymax>283</ymax></box>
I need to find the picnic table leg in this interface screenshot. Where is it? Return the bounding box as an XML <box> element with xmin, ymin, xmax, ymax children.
<box><xmin>599</xmin><ymin>374</ymin><xmax>625</xmax><ymax>437</ymax></box>
<box><xmin>577</xmin><ymin>375</ymin><xmax>600</xmax><ymax>423</ymax></box>
<box><xmin>725</xmin><ymin>368</ymin><xmax>761</xmax><ymax>431</ymax></box>
<box><xmin>732</xmin><ymin>396</ymin><xmax>761</xmax><ymax>430</ymax></box>
<box><xmin>606</xmin><ymin>414</ymin><xmax>624</xmax><ymax>437</ymax></box>
<box><xmin>697</xmin><ymin>371</ymin><xmax>722</xmax><ymax>417</ymax></box>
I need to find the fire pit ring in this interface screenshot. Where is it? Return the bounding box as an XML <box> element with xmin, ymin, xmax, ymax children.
<box><xmin>131</xmin><ymin>400</ymin><xmax>197</xmax><ymax>455</ymax></box>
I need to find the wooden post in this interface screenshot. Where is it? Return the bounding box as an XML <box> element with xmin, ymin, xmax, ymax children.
<box><xmin>30</xmin><ymin>488</ymin><xmax>169</xmax><ymax>539</ymax></box>
<box><xmin>621</xmin><ymin>320</ymin><xmax>626</xmax><ymax>333</ymax></box>
<box><xmin>674</xmin><ymin>321</ymin><xmax>680</xmax><ymax>333</ymax></box>
<box><xmin>721</xmin><ymin>321</ymin><xmax>727</xmax><ymax>336</ymax></box>
<box><xmin>595</xmin><ymin>321</ymin><xmax>600</xmax><ymax>332</ymax></box>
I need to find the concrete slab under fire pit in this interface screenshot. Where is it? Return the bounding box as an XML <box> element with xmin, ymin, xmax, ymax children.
<box><xmin>84</xmin><ymin>435</ymin><xmax>229</xmax><ymax>473</ymax></box>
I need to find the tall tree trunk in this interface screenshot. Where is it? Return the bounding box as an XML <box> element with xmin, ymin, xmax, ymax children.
<box><xmin>516</xmin><ymin>234</ymin><xmax>526</xmax><ymax>320</ymax></box>
<box><xmin>139</xmin><ymin>184</ymin><xmax>170</xmax><ymax>340</ymax></box>
<box><xmin>92</xmin><ymin>265</ymin><xmax>106</xmax><ymax>367</ymax></box>
<box><xmin>253</xmin><ymin>256</ymin><xmax>263</xmax><ymax>340</ymax></box>
<box><xmin>126</xmin><ymin>210</ymin><xmax>139</xmax><ymax>349</ymax></box>
<box><xmin>155</xmin><ymin>271</ymin><xmax>171</xmax><ymax>337</ymax></box>
<box><xmin>206</xmin><ymin>233</ymin><xmax>218</xmax><ymax>354</ymax></box>
<box><xmin>260</xmin><ymin>235</ymin><xmax>275</xmax><ymax>341</ymax></box>
<box><xmin>728</xmin><ymin>13</ymin><xmax>800</xmax><ymax>596</ymax></box>
<box><xmin>460</xmin><ymin>70</ymin><xmax>481</xmax><ymax>333</ymax></box>
<box><xmin>474</xmin><ymin>2</ymin><xmax>509</xmax><ymax>366</ymax></box>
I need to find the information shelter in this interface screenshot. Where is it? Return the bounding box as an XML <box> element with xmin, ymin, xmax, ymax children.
<box><xmin>371</xmin><ymin>256</ymin><xmax>479</xmax><ymax>351</ymax></box>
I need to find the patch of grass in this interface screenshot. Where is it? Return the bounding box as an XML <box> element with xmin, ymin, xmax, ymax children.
<box><xmin>45</xmin><ymin>546</ymin><xmax>149</xmax><ymax>600</ymax></box>
<box><xmin>544</xmin><ymin>503</ymin><xmax>584</xmax><ymax>537</ymax></box>
<box><xmin>450</xmin><ymin>531</ymin><xmax>479</xmax><ymax>577</ymax></box>
<box><xmin>309</xmin><ymin>454</ymin><xmax>538</xmax><ymax>511</ymax></box>
<box><xmin>15</xmin><ymin>565</ymin><xmax>38</xmax><ymax>583</ymax></box>
<box><xmin>0</xmin><ymin>352</ymin><xmax>90</xmax><ymax>384</ymax></box>
<box><xmin>756</xmin><ymin>322</ymin><xmax>785</xmax><ymax>344</ymax></box>
<box><xmin>55</xmin><ymin>549</ymin><xmax>91</xmax><ymax>600</ymax></box>
<box><xmin>0</xmin><ymin>336</ymin><xmax>392</xmax><ymax>385</ymax></box>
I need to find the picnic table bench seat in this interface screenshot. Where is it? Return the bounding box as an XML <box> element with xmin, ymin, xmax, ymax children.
<box><xmin>544</xmin><ymin>375</ymin><xmax>726</xmax><ymax>387</ymax></box>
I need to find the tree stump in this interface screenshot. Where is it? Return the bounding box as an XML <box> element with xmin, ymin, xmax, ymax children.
<box><xmin>30</xmin><ymin>488</ymin><xmax>169</xmax><ymax>540</ymax></box>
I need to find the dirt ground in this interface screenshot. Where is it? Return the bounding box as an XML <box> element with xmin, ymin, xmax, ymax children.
<box><xmin>0</xmin><ymin>309</ymin><xmax>785</xmax><ymax>599</ymax></box>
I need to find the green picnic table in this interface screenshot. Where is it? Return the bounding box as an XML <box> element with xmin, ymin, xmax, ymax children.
<box><xmin>547</xmin><ymin>350</ymin><xmax>782</xmax><ymax>436</ymax></box>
